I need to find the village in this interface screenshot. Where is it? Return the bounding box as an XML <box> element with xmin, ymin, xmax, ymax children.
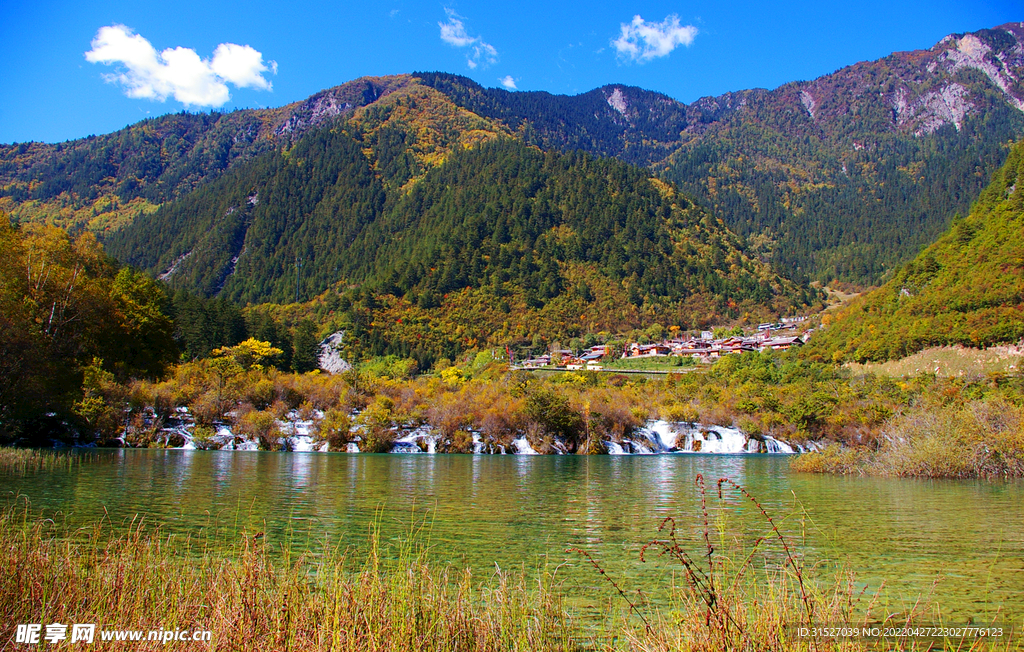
<box><xmin>516</xmin><ymin>318</ymin><xmax>810</xmax><ymax>371</ymax></box>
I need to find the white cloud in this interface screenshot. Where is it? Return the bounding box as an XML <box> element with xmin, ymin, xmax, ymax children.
<box><xmin>211</xmin><ymin>43</ymin><xmax>274</xmax><ymax>90</ymax></box>
<box><xmin>499</xmin><ymin>75</ymin><xmax>517</xmax><ymax>90</ymax></box>
<box><xmin>85</xmin><ymin>25</ymin><xmax>276</xmax><ymax>107</ymax></box>
<box><xmin>612</xmin><ymin>14</ymin><xmax>697</xmax><ymax>63</ymax></box>
<box><xmin>439</xmin><ymin>8</ymin><xmax>497</xmax><ymax>69</ymax></box>
<box><xmin>439</xmin><ymin>9</ymin><xmax>476</xmax><ymax>47</ymax></box>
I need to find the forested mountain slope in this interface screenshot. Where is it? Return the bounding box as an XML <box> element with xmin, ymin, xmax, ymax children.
<box><xmin>804</xmin><ymin>139</ymin><xmax>1024</xmax><ymax>363</ymax></box>
<box><xmin>660</xmin><ymin>24</ymin><xmax>1024</xmax><ymax>284</ymax></box>
<box><xmin>107</xmin><ymin>132</ymin><xmax>809</xmax><ymax>318</ymax></box>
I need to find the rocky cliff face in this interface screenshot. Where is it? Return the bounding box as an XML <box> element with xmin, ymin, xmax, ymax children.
<box><xmin>779</xmin><ymin>23</ymin><xmax>1024</xmax><ymax>137</ymax></box>
<box><xmin>275</xmin><ymin>75</ymin><xmax>416</xmax><ymax>136</ymax></box>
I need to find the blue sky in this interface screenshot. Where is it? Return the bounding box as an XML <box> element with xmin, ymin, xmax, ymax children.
<box><xmin>0</xmin><ymin>0</ymin><xmax>1019</xmax><ymax>143</ymax></box>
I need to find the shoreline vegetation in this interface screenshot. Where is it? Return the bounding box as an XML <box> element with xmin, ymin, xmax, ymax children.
<box><xmin>0</xmin><ymin>448</ymin><xmax>85</xmax><ymax>474</ymax></box>
<box><xmin>3</xmin><ymin>474</ymin><xmax>998</xmax><ymax>652</ymax></box>
<box><xmin>7</xmin><ymin>345</ymin><xmax>1024</xmax><ymax>478</ymax></box>
<box><xmin>3</xmin><ymin>223</ymin><xmax>1024</xmax><ymax>478</ymax></box>
<box><xmin>3</xmin><ymin>213</ymin><xmax>1024</xmax><ymax>478</ymax></box>
<box><xmin>791</xmin><ymin>398</ymin><xmax>1024</xmax><ymax>478</ymax></box>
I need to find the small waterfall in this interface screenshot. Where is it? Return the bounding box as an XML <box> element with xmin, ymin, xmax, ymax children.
<box><xmin>289</xmin><ymin>436</ymin><xmax>316</xmax><ymax>452</ymax></box>
<box><xmin>511</xmin><ymin>437</ymin><xmax>538</xmax><ymax>455</ymax></box>
<box><xmin>636</xmin><ymin>442</ymin><xmax>653</xmax><ymax>454</ymax></box>
<box><xmin>346</xmin><ymin>442</ymin><xmax>360</xmax><ymax>453</ymax></box>
<box><xmin>213</xmin><ymin>425</ymin><xmax>237</xmax><ymax>450</ymax></box>
<box><xmin>701</xmin><ymin>426</ymin><xmax>748</xmax><ymax>454</ymax></box>
<box><xmin>639</xmin><ymin>420</ymin><xmax>680</xmax><ymax>450</ymax></box>
<box><xmin>605</xmin><ymin>440</ymin><xmax>627</xmax><ymax>455</ymax></box>
<box><xmin>391</xmin><ymin>440</ymin><xmax>420</xmax><ymax>453</ymax></box>
<box><xmin>472</xmin><ymin>433</ymin><xmax>484</xmax><ymax>454</ymax></box>
<box><xmin>392</xmin><ymin>426</ymin><xmax>437</xmax><ymax>453</ymax></box>
<box><xmin>668</xmin><ymin>425</ymin><xmax>749</xmax><ymax>454</ymax></box>
<box><xmin>764</xmin><ymin>437</ymin><xmax>795</xmax><ymax>454</ymax></box>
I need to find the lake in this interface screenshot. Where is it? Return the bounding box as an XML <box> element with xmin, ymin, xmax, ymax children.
<box><xmin>3</xmin><ymin>450</ymin><xmax>1022</xmax><ymax>628</ymax></box>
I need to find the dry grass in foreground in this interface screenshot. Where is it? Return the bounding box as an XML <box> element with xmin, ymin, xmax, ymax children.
<box><xmin>0</xmin><ymin>507</ymin><xmax>573</xmax><ymax>652</ymax></box>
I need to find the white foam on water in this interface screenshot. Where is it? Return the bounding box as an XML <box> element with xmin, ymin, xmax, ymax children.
<box><xmin>346</xmin><ymin>442</ymin><xmax>360</xmax><ymax>453</ymax></box>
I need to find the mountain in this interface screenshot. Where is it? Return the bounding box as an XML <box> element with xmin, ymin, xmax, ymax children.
<box><xmin>0</xmin><ymin>75</ymin><xmax>424</xmax><ymax>234</ymax></box>
<box><xmin>660</xmin><ymin>24</ymin><xmax>1024</xmax><ymax>284</ymax></box>
<box><xmin>418</xmin><ymin>24</ymin><xmax>1024</xmax><ymax>284</ymax></box>
<box><xmin>7</xmin><ymin>71</ymin><xmax>815</xmax><ymax>363</ymax></box>
<box><xmin>3</xmin><ymin>23</ymin><xmax>1024</xmax><ymax>288</ymax></box>
<box><xmin>804</xmin><ymin>138</ymin><xmax>1024</xmax><ymax>364</ymax></box>
<box><xmin>104</xmin><ymin>129</ymin><xmax>810</xmax><ymax>339</ymax></box>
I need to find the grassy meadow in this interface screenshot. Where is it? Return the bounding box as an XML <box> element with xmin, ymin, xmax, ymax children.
<box><xmin>844</xmin><ymin>345</ymin><xmax>1024</xmax><ymax>379</ymax></box>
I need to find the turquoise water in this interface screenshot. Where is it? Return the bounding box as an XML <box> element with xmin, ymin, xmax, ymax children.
<box><xmin>3</xmin><ymin>450</ymin><xmax>1023</xmax><ymax>625</ymax></box>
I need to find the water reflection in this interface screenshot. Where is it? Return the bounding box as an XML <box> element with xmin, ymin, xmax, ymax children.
<box><xmin>2</xmin><ymin>450</ymin><xmax>1022</xmax><ymax>623</ymax></box>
